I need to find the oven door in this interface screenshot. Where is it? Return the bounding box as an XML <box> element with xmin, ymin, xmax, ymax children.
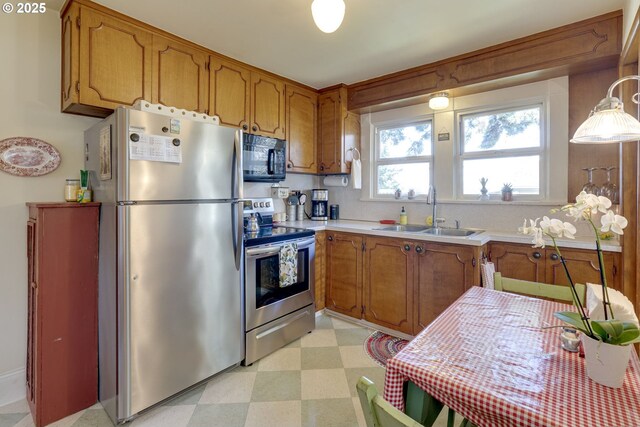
<box><xmin>245</xmin><ymin>236</ymin><xmax>315</xmax><ymax>331</ymax></box>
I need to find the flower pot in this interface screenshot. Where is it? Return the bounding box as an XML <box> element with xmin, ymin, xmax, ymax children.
<box><xmin>581</xmin><ymin>334</ymin><xmax>632</xmax><ymax>388</ymax></box>
<box><xmin>501</xmin><ymin>191</ymin><xmax>512</xmax><ymax>201</ymax></box>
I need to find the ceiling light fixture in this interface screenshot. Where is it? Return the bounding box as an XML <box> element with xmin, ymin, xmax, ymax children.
<box><xmin>428</xmin><ymin>92</ymin><xmax>449</xmax><ymax>110</ymax></box>
<box><xmin>311</xmin><ymin>0</ymin><xmax>345</xmax><ymax>34</ymax></box>
<box><xmin>571</xmin><ymin>75</ymin><xmax>640</xmax><ymax>144</ymax></box>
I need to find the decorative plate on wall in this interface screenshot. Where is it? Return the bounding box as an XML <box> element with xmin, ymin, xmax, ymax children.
<box><xmin>0</xmin><ymin>137</ymin><xmax>61</xmax><ymax>177</ymax></box>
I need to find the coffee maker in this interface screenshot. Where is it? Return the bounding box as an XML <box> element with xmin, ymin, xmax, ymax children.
<box><xmin>311</xmin><ymin>189</ymin><xmax>329</xmax><ymax>220</ymax></box>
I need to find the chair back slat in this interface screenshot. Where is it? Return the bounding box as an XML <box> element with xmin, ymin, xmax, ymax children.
<box><xmin>493</xmin><ymin>272</ymin><xmax>585</xmax><ymax>305</ymax></box>
<box><xmin>356</xmin><ymin>377</ymin><xmax>424</xmax><ymax>427</ymax></box>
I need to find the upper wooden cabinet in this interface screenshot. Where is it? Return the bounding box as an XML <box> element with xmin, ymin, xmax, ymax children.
<box><xmin>208</xmin><ymin>56</ymin><xmax>251</xmax><ymax>128</ymax></box>
<box><xmin>286</xmin><ymin>84</ymin><xmax>318</xmax><ymax>173</ymax></box>
<box><xmin>152</xmin><ymin>36</ymin><xmax>208</xmax><ymax>113</ymax></box>
<box><xmin>209</xmin><ymin>56</ymin><xmax>285</xmax><ymax>139</ymax></box>
<box><xmin>488</xmin><ymin>242</ymin><xmax>621</xmax><ymax>292</ymax></box>
<box><xmin>62</xmin><ymin>5</ymin><xmax>153</xmax><ymax>116</ymax></box>
<box><xmin>318</xmin><ymin>86</ymin><xmax>360</xmax><ymax>174</ymax></box>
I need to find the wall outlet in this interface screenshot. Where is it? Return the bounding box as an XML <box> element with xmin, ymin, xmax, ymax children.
<box><xmin>271</xmin><ymin>186</ymin><xmax>290</xmax><ymax>198</ymax></box>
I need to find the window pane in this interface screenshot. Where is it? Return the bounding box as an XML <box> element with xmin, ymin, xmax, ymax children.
<box><xmin>378</xmin><ymin>163</ymin><xmax>430</xmax><ymax>195</ymax></box>
<box><xmin>462</xmin><ymin>107</ymin><xmax>540</xmax><ymax>153</ymax></box>
<box><xmin>379</xmin><ymin>122</ymin><xmax>432</xmax><ymax>159</ymax></box>
<box><xmin>462</xmin><ymin>156</ymin><xmax>539</xmax><ymax>195</ymax></box>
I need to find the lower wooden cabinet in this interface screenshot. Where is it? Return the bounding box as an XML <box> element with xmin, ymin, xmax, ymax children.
<box><xmin>488</xmin><ymin>242</ymin><xmax>621</xmax><ymax>291</ymax></box>
<box><xmin>325</xmin><ymin>232</ymin><xmax>363</xmax><ymax>318</ymax></box>
<box><xmin>363</xmin><ymin>237</ymin><xmax>414</xmax><ymax>334</ymax></box>
<box><xmin>324</xmin><ymin>232</ymin><xmax>482</xmax><ymax>334</ymax></box>
<box><xmin>26</xmin><ymin>203</ymin><xmax>100</xmax><ymax>427</ymax></box>
<box><xmin>413</xmin><ymin>242</ymin><xmax>478</xmax><ymax>334</ymax></box>
<box><xmin>314</xmin><ymin>231</ymin><xmax>326</xmax><ymax>311</ymax></box>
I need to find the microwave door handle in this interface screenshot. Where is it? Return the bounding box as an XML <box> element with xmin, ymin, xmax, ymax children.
<box><xmin>267</xmin><ymin>149</ymin><xmax>275</xmax><ymax>175</ymax></box>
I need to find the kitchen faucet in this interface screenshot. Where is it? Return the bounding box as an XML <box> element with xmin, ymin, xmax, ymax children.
<box><xmin>427</xmin><ymin>185</ymin><xmax>438</xmax><ymax>228</ymax></box>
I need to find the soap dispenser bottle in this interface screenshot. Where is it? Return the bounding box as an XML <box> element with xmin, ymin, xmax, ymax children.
<box><xmin>399</xmin><ymin>206</ymin><xmax>408</xmax><ymax>225</ymax></box>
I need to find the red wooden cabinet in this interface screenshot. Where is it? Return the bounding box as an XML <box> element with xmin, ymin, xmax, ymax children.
<box><xmin>26</xmin><ymin>203</ymin><xmax>100</xmax><ymax>427</ymax></box>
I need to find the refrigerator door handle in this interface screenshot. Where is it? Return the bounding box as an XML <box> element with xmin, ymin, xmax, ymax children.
<box><xmin>233</xmin><ymin>130</ymin><xmax>244</xmax><ymax>200</ymax></box>
<box><xmin>232</xmin><ymin>201</ymin><xmax>243</xmax><ymax>270</ymax></box>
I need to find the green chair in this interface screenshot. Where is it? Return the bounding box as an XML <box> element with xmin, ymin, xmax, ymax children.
<box><xmin>493</xmin><ymin>272</ymin><xmax>586</xmax><ymax>305</ymax></box>
<box><xmin>357</xmin><ymin>377</ymin><xmax>425</xmax><ymax>427</ymax></box>
<box><xmin>356</xmin><ymin>377</ymin><xmax>473</xmax><ymax>427</ymax></box>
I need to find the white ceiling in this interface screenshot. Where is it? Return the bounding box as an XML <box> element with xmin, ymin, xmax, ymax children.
<box><xmin>57</xmin><ymin>0</ymin><xmax>625</xmax><ymax>89</ymax></box>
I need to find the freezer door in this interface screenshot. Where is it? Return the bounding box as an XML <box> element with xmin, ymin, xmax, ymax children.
<box><xmin>121</xmin><ymin>109</ymin><xmax>242</xmax><ymax>202</ymax></box>
<box><xmin>119</xmin><ymin>202</ymin><xmax>242</xmax><ymax>417</ymax></box>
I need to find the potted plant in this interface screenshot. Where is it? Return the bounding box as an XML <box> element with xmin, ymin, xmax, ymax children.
<box><xmin>501</xmin><ymin>183</ymin><xmax>513</xmax><ymax>201</ymax></box>
<box><xmin>520</xmin><ymin>191</ymin><xmax>639</xmax><ymax>388</ymax></box>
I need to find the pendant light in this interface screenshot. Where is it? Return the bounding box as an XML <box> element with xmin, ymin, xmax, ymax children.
<box><xmin>428</xmin><ymin>92</ymin><xmax>449</xmax><ymax>110</ymax></box>
<box><xmin>571</xmin><ymin>75</ymin><xmax>640</xmax><ymax>144</ymax></box>
<box><xmin>311</xmin><ymin>0</ymin><xmax>345</xmax><ymax>34</ymax></box>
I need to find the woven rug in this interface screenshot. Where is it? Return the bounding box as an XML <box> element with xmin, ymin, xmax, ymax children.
<box><xmin>364</xmin><ymin>331</ymin><xmax>409</xmax><ymax>367</ymax></box>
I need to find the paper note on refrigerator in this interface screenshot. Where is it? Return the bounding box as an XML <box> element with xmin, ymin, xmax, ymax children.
<box><xmin>129</xmin><ymin>131</ymin><xmax>182</xmax><ymax>163</ymax></box>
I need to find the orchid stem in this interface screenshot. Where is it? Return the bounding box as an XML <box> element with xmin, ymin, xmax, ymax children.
<box><xmin>591</xmin><ymin>220</ymin><xmax>614</xmax><ymax>320</ymax></box>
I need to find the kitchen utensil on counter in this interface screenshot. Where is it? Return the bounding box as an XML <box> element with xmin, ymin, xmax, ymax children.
<box><xmin>379</xmin><ymin>219</ymin><xmax>396</xmax><ymax>224</ymax></box>
<box><xmin>246</xmin><ymin>213</ymin><xmax>259</xmax><ymax>232</ymax></box>
<box><xmin>330</xmin><ymin>204</ymin><xmax>339</xmax><ymax>220</ymax></box>
<box><xmin>311</xmin><ymin>189</ymin><xmax>328</xmax><ymax>220</ymax></box>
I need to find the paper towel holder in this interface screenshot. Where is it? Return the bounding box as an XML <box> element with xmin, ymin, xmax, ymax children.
<box><xmin>347</xmin><ymin>147</ymin><xmax>360</xmax><ymax>161</ymax></box>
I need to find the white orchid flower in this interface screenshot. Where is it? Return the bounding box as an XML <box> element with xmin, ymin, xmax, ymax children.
<box><xmin>540</xmin><ymin>216</ymin><xmax>576</xmax><ymax>239</ymax></box>
<box><xmin>518</xmin><ymin>218</ymin><xmax>539</xmax><ymax>236</ymax></box>
<box><xmin>532</xmin><ymin>228</ymin><xmax>546</xmax><ymax>248</ymax></box>
<box><xmin>601</xmin><ymin>211</ymin><xmax>628</xmax><ymax>235</ymax></box>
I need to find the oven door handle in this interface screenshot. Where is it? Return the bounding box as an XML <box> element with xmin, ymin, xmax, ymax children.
<box><xmin>245</xmin><ymin>237</ymin><xmax>315</xmax><ymax>257</ymax></box>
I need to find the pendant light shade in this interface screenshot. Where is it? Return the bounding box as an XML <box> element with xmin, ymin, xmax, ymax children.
<box><xmin>312</xmin><ymin>0</ymin><xmax>345</xmax><ymax>33</ymax></box>
<box><xmin>571</xmin><ymin>75</ymin><xmax>640</xmax><ymax>144</ymax></box>
<box><xmin>428</xmin><ymin>92</ymin><xmax>449</xmax><ymax>110</ymax></box>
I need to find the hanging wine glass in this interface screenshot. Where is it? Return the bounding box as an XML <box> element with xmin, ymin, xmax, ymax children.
<box><xmin>600</xmin><ymin>166</ymin><xmax>619</xmax><ymax>204</ymax></box>
<box><xmin>581</xmin><ymin>167</ymin><xmax>599</xmax><ymax>195</ymax></box>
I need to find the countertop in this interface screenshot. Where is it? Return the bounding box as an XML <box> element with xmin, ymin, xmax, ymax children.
<box><xmin>275</xmin><ymin>219</ymin><xmax>622</xmax><ymax>252</ymax></box>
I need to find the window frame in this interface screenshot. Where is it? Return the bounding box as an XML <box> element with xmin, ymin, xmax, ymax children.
<box><xmin>372</xmin><ymin>116</ymin><xmax>434</xmax><ymax>200</ymax></box>
<box><xmin>455</xmin><ymin>101</ymin><xmax>548</xmax><ymax>201</ymax></box>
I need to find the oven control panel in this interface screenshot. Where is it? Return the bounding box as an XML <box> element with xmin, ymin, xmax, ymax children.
<box><xmin>243</xmin><ymin>198</ymin><xmax>275</xmax><ymax>215</ymax></box>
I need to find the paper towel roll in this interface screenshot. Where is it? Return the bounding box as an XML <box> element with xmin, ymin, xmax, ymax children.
<box><xmin>323</xmin><ymin>176</ymin><xmax>349</xmax><ymax>187</ymax></box>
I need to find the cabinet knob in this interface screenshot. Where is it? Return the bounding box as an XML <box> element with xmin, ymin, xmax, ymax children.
<box><xmin>404</xmin><ymin>244</ymin><xmax>411</xmax><ymax>251</ymax></box>
<box><xmin>242</xmin><ymin>124</ymin><xmax>248</xmax><ymax>131</ymax></box>
<box><xmin>550</xmin><ymin>253</ymin><xmax>559</xmax><ymax>261</ymax></box>
<box><xmin>532</xmin><ymin>251</ymin><xmax>541</xmax><ymax>259</ymax></box>
<box><xmin>320</xmin><ymin>165</ymin><xmax>324</xmax><ymax>171</ymax></box>
<box><xmin>415</xmin><ymin>245</ymin><xmax>423</xmax><ymax>253</ymax></box>
<box><xmin>328</xmin><ymin>235</ymin><xmax>333</xmax><ymax>241</ymax></box>
<box><xmin>287</xmin><ymin>164</ymin><xmax>292</xmax><ymax>169</ymax></box>
<box><xmin>252</xmin><ymin>125</ymin><xmax>258</xmax><ymax>132</ymax></box>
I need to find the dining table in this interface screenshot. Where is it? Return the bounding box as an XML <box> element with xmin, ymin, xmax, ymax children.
<box><xmin>383</xmin><ymin>286</ymin><xmax>640</xmax><ymax>427</ymax></box>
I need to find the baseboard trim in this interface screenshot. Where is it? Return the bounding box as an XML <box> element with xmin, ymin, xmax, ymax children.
<box><xmin>0</xmin><ymin>368</ymin><xmax>26</xmax><ymax>407</ymax></box>
<box><xmin>323</xmin><ymin>309</ymin><xmax>415</xmax><ymax>341</ymax></box>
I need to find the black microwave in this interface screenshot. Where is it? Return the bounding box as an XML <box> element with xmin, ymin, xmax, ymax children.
<box><xmin>242</xmin><ymin>133</ymin><xmax>286</xmax><ymax>182</ymax></box>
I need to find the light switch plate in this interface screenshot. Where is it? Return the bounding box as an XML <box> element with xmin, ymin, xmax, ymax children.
<box><xmin>271</xmin><ymin>186</ymin><xmax>290</xmax><ymax>198</ymax></box>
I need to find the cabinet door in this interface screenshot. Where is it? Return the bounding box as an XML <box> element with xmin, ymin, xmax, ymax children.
<box><xmin>209</xmin><ymin>56</ymin><xmax>250</xmax><ymax>129</ymax></box>
<box><xmin>78</xmin><ymin>7</ymin><xmax>153</xmax><ymax>110</ymax></box>
<box><xmin>413</xmin><ymin>242</ymin><xmax>476</xmax><ymax>334</ymax></box>
<box><xmin>286</xmin><ymin>84</ymin><xmax>317</xmax><ymax>173</ymax></box>
<box><xmin>250</xmin><ymin>71</ymin><xmax>285</xmax><ymax>139</ymax></box>
<box><xmin>325</xmin><ymin>232</ymin><xmax>363</xmax><ymax>318</ymax></box>
<box><xmin>61</xmin><ymin>3</ymin><xmax>80</xmax><ymax>112</ymax></box>
<box><xmin>545</xmin><ymin>247</ymin><xmax>620</xmax><ymax>291</ymax></box>
<box><xmin>317</xmin><ymin>90</ymin><xmax>342</xmax><ymax>173</ymax></box>
<box><xmin>314</xmin><ymin>231</ymin><xmax>326</xmax><ymax>311</ymax></box>
<box><xmin>363</xmin><ymin>237</ymin><xmax>413</xmax><ymax>334</ymax></box>
<box><xmin>489</xmin><ymin>242</ymin><xmax>545</xmax><ymax>282</ymax></box>
<box><xmin>152</xmin><ymin>36</ymin><xmax>208</xmax><ymax>112</ymax></box>
<box><xmin>342</xmin><ymin>111</ymin><xmax>361</xmax><ymax>174</ymax></box>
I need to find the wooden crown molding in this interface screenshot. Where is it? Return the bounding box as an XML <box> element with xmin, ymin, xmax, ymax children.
<box><xmin>347</xmin><ymin>11</ymin><xmax>622</xmax><ymax>111</ymax></box>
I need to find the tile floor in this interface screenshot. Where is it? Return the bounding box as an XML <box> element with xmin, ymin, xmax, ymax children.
<box><xmin>0</xmin><ymin>313</ymin><xmax>457</xmax><ymax>427</ymax></box>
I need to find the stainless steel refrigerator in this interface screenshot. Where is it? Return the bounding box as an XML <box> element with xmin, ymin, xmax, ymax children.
<box><xmin>84</xmin><ymin>107</ymin><xmax>243</xmax><ymax>424</ymax></box>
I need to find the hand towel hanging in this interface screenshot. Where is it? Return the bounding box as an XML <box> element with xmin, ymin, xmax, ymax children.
<box><xmin>350</xmin><ymin>147</ymin><xmax>361</xmax><ymax>189</ymax></box>
<box><xmin>279</xmin><ymin>242</ymin><xmax>298</xmax><ymax>287</ymax></box>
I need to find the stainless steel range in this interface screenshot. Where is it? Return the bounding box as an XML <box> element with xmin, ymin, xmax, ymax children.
<box><xmin>243</xmin><ymin>198</ymin><xmax>316</xmax><ymax>365</ymax></box>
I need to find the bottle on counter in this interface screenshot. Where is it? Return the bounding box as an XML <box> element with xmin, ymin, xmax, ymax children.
<box><xmin>399</xmin><ymin>206</ymin><xmax>408</xmax><ymax>225</ymax></box>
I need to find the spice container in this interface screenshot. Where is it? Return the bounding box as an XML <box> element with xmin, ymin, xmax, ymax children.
<box><xmin>64</xmin><ymin>179</ymin><xmax>80</xmax><ymax>202</ymax></box>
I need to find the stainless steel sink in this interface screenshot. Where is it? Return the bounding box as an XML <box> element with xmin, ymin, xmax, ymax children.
<box><xmin>422</xmin><ymin>228</ymin><xmax>483</xmax><ymax>237</ymax></box>
<box><xmin>375</xmin><ymin>225</ymin><xmax>429</xmax><ymax>232</ymax></box>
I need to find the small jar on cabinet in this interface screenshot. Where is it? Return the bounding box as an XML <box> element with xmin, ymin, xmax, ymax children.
<box><xmin>64</xmin><ymin>179</ymin><xmax>80</xmax><ymax>202</ymax></box>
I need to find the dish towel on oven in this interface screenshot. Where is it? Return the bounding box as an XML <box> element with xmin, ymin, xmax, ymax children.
<box><xmin>279</xmin><ymin>242</ymin><xmax>298</xmax><ymax>287</ymax></box>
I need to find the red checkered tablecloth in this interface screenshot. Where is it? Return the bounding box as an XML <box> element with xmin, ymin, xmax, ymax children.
<box><xmin>384</xmin><ymin>286</ymin><xmax>640</xmax><ymax>427</ymax></box>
